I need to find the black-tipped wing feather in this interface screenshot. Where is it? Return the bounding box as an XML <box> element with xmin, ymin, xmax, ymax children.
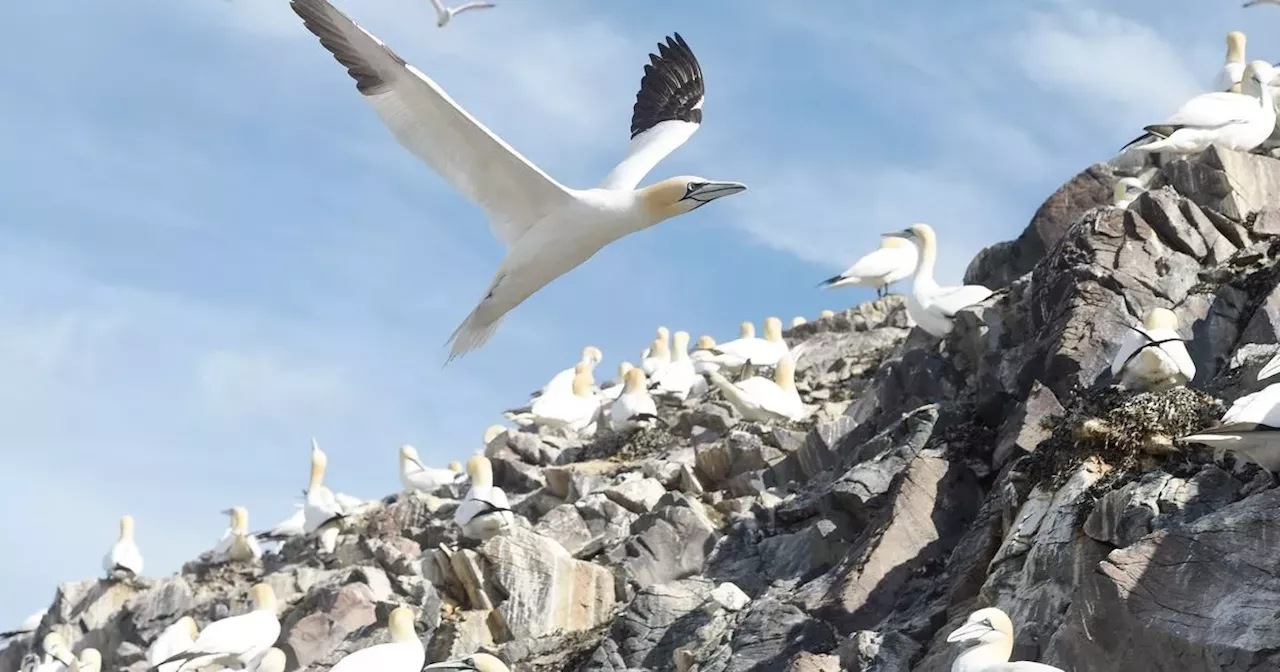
<box><xmin>629</xmin><ymin>33</ymin><xmax>704</xmax><ymax>139</ymax></box>
<box><xmin>291</xmin><ymin>0</ymin><xmax>403</xmax><ymax>95</ymax></box>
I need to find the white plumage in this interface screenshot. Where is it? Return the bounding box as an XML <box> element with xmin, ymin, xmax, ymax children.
<box><xmin>212</xmin><ymin>506</ymin><xmax>263</xmax><ymax>564</ymax></box>
<box><xmin>707</xmin><ymin>354</ymin><xmax>806</xmax><ymax>423</ymax></box>
<box><xmin>329</xmin><ymin>607</ymin><xmax>424</xmax><ymax>672</ymax></box>
<box><xmin>946</xmin><ymin>608</ymin><xmax>1064</xmax><ymax>672</ymax></box>
<box><xmin>1130</xmin><ymin>60</ymin><xmax>1277</xmax><ymax>154</ymax></box>
<box><xmin>426</xmin><ymin>0</ymin><xmax>495</xmax><ymax>28</ymax></box>
<box><xmin>290</xmin><ymin>0</ymin><xmax>745</xmax><ymax>361</ymax></box>
<box><xmin>1213</xmin><ymin>31</ymin><xmax>1247</xmax><ymax>93</ymax></box>
<box><xmin>529</xmin><ymin>365</ymin><xmax>601</xmax><ymax>434</ymax></box>
<box><xmin>1109</xmin><ymin>308</ymin><xmax>1196</xmax><ymax>391</ymax></box>
<box><xmin>153</xmin><ymin>584</ymin><xmax>280</xmax><ymax>672</ymax></box>
<box><xmin>147</xmin><ymin>617</ymin><xmax>199</xmax><ymax>672</ymax></box>
<box><xmin>611</xmin><ymin>368</ymin><xmax>659</xmax><ymax>430</ymax></box>
<box><xmin>0</xmin><ymin>608</ymin><xmax>46</xmax><ymax>640</ymax></box>
<box><xmin>819</xmin><ymin>237</ymin><xmax>918</xmax><ymax>297</ymax></box>
<box><xmin>454</xmin><ymin>456</ymin><xmax>515</xmax><ymax>540</ymax></box>
<box><xmin>103</xmin><ymin>515</ymin><xmax>144</xmax><ymax>580</ymax></box>
<box><xmin>652</xmin><ymin>331</ymin><xmax>697</xmax><ymax>400</ymax></box>
<box><xmin>1180</xmin><ymin>382</ymin><xmax>1280</xmax><ymax>472</ymax></box>
<box><xmin>255</xmin><ymin>504</ymin><xmax>306</xmax><ymax>544</ymax></box>
<box><xmin>884</xmin><ymin>224</ymin><xmax>992</xmax><ymax>337</ymax></box>
<box><xmin>539</xmin><ymin>346</ymin><xmax>603</xmax><ymax>397</ymax></box>
<box><xmin>711</xmin><ymin>317</ymin><xmax>788</xmax><ymax>370</ymax></box>
<box><xmin>424</xmin><ymin>653</ymin><xmax>510</xmax><ymax>671</ymax></box>
<box><xmin>690</xmin><ymin>335</ymin><xmax>720</xmax><ymax>375</ymax></box>
<box><xmin>399</xmin><ymin>444</ymin><xmax>462</xmax><ymax>494</ymax></box>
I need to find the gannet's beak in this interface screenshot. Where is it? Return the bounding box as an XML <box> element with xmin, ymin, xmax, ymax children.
<box><xmin>423</xmin><ymin>664</ymin><xmax>474</xmax><ymax>670</ymax></box>
<box><xmin>881</xmin><ymin>229</ymin><xmax>911</xmax><ymax>240</ymax></box>
<box><xmin>681</xmin><ymin>181</ymin><xmax>747</xmax><ymax>204</ymax></box>
<box><xmin>219</xmin><ymin>508</ymin><xmax>233</xmax><ymax>516</ymax></box>
<box><xmin>409</xmin><ymin>456</ymin><xmax>429</xmax><ymax>471</ymax></box>
<box><xmin>945</xmin><ymin>621</ymin><xmax>990</xmax><ymax>643</ymax></box>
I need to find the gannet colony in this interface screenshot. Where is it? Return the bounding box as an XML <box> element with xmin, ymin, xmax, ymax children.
<box><xmin>12</xmin><ymin>0</ymin><xmax>1280</xmax><ymax>670</ymax></box>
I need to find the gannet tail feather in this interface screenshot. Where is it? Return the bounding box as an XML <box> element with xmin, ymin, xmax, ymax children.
<box><xmin>816</xmin><ymin>273</ymin><xmax>844</xmax><ymax>288</ymax></box>
<box><xmin>445</xmin><ymin>309</ymin><xmax>505</xmax><ymax>364</ymax></box>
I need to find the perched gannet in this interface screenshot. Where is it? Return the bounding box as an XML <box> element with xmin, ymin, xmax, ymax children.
<box><xmin>291</xmin><ymin>0</ymin><xmax>746</xmax><ymax>361</ymax></box>
<box><xmin>454</xmin><ymin>456</ymin><xmax>515</xmax><ymax>540</ymax></box>
<box><xmin>304</xmin><ymin>439</ymin><xmax>345</xmax><ymax>552</ymax></box>
<box><xmin>329</xmin><ymin>606</ymin><xmax>424</xmax><ymax>672</ymax></box>
<box><xmin>1213</xmin><ymin>31</ymin><xmax>1247</xmax><ymax>93</ymax></box>
<box><xmin>790</xmin><ymin>317</ymin><xmax>806</xmax><ymax>328</ymax></box>
<box><xmin>946</xmin><ymin>608</ymin><xmax>1064</xmax><ymax>672</ymax></box>
<box><xmin>103</xmin><ymin>514</ymin><xmax>144</xmax><ymax>580</ymax></box>
<box><xmin>640</xmin><ymin>326</ymin><xmax>670</xmax><ymax>360</ymax></box>
<box><xmin>707</xmin><ymin>354</ymin><xmax>806</xmax><ymax>423</ymax></box>
<box><xmin>529</xmin><ymin>363</ymin><xmax>600</xmax><ymax>433</ymax></box>
<box><xmin>449</xmin><ymin>459</ymin><xmax>464</xmax><ymax>472</ymax></box>
<box><xmin>69</xmin><ymin>649</ymin><xmax>100</xmax><ymax>672</ymax></box>
<box><xmin>641</xmin><ymin>332</ymin><xmax>672</xmax><ymax>378</ymax></box>
<box><xmin>1109</xmin><ymin>307</ymin><xmax>1195</xmax><ymax>391</ymax></box>
<box><xmin>256</xmin><ymin>649</ymin><xmax>287</xmax><ymax>672</ymax></box>
<box><xmin>653</xmin><ymin>331</ymin><xmax>697</xmax><ymax>399</ymax></box>
<box><xmin>690</xmin><ymin>336</ymin><xmax>719</xmax><ymax>375</ymax></box>
<box><xmin>424</xmin><ymin>653</ymin><xmax>509</xmax><ymax>672</ymax></box>
<box><xmin>884</xmin><ymin>224</ymin><xmax>993</xmax><ymax>338</ymax></box>
<box><xmin>539</xmin><ymin>346</ymin><xmax>603</xmax><ymax>397</ymax></box>
<box><xmin>148</xmin><ymin>617</ymin><xmax>199</xmax><ymax>672</ymax></box>
<box><xmin>1124</xmin><ymin>61</ymin><xmax>1278</xmax><ymax>154</ymax></box>
<box><xmin>426</xmin><ymin>0</ymin><xmax>494</xmax><ymax>28</ymax></box>
<box><xmin>819</xmin><ymin>237</ymin><xmax>918</xmax><ymax>298</ymax></box>
<box><xmin>600</xmin><ymin>362</ymin><xmax>635</xmax><ymax>403</ymax></box>
<box><xmin>400</xmin><ymin>445</ymin><xmax>461</xmax><ymax>494</ymax></box>
<box><xmin>0</xmin><ymin>608</ymin><xmax>45</xmax><ymax>640</ymax></box>
<box><xmin>37</xmin><ymin>633</ymin><xmax>74</xmax><ymax>670</ymax></box>
<box><xmin>1180</xmin><ymin>382</ymin><xmax>1280</xmax><ymax>472</ymax></box>
<box><xmin>819</xmin><ymin>310</ymin><xmax>835</xmax><ymax>319</ymax></box>
<box><xmin>737</xmin><ymin>322</ymin><xmax>755</xmax><ymax>339</ymax></box>
<box><xmin>1113</xmin><ymin>177</ymin><xmax>1145</xmax><ymax>209</ymax></box>
<box><xmin>153</xmin><ymin>584</ymin><xmax>280</xmax><ymax>672</ymax></box>
<box><xmin>611</xmin><ymin>368</ymin><xmax>660</xmax><ymax>430</ymax></box>
<box><xmin>254</xmin><ymin>504</ymin><xmax>305</xmax><ymax>544</ymax></box>
<box><xmin>213</xmin><ymin>506</ymin><xmax>263</xmax><ymax>563</ymax></box>
<box><xmin>711</xmin><ymin>317</ymin><xmax>788</xmax><ymax>370</ymax></box>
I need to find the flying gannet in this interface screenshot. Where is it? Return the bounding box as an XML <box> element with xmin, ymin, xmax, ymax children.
<box><xmin>1123</xmin><ymin>61</ymin><xmax>1278</xmax><ymax>154</ymax></box>
<box><xmin>329</xmin><ymin>606</ymin><xmax>424</xmax><ymax>672</ymax></box>
<box><xmin>424</xmin><ymin>653</ymin><xmax>510</xmax><ymax>672</ymax></box>
<box><xmin>652</xmin><ymin>331</ymin><xmax>697</xmax><ymax>400</ymax></box>
<box><xmin>1213</xmin><ymin>31</ymin><xmax>1247</xmax><ymax>94</ymax></box>
<box><xmin>707</xmin><ymin>354</ymin><xmax>807</xmax><ymax>423</ymax></box>
<box><xmin>290</xmin><ymin>0</ymin><xmax>746</xmax><ymax>361</ymax></box>
<box><xmin>611</xmin><ymin>367</ymin><xmax>660</xmax><ymax>430</ymax></box>
<box><xmin>103</xmin><ymin>514</ymin><xmax>144</xmax><ymax>580</ymax></box>
<box><xmin>212</xmin><ymin>506</ymin><xmax>263</xmax><ymax>564</ymax></box>
<box><xmin>819</xmin><ymin>237</ymin><xmax>918</xmax><ymax>298</ymax></box>
<box><xmin>1112</xmin><ymin>177</ymin><xmax>1145</xmax><ymax>209</ymax></box>
<box><xmin>538</xmin><ymin>346</ymin><xmax>603</xmax><ymax>398</ymax></box>
<box><xmin>1180</xmin><ymin>382</ymin><xmax>1280</xmax><ymax>472</ymax></box>
<box><xmin>711</xmin><ymin>317</ymin><xmax>788</xmax><ymax>370</ymax></box>
<box><xmin>153</xmin><ymin>584</ymin><xmax>280</xmax><ymax>672</ymax></box>
<box><xmin>69</xmin><ymin>649</ymin><xmax>100</xmax><ymax>672</ymax></box>
<box><xmin>426</xmin><ymin>0</ymin><xmax>495</xmax><ymax>28</ymax></box>
<box><xmin>304</xmin><ymin>439</ymin><xmax>346</xmax><ymax>553</ymax></box>
<box><xmin>147</xmin><ymin>617</ymin><xmax>199</xmax><ymax>672</ymax></box>
<box><xmin>1109</xmin><ymin>307</ymin><xmax>1196</xmax><ymax>391</ymax></box>
<box><xmin>454</xmin><ymin>456</ymin><xmax>515</xmax><ymax>540</ymax></box>
<box><xmin>529</xmin><ymin>363</ymin><xmax>601</xmax><ymax>433</ymax></box>
<box><xmin>883</xmin><ymin>224</ymin><xmax>993</xmax><ymax>338</ymax></box>
<box><xmin>400</xmin><ymin>445</ymin><xmax>462</xmax><ymax>495</ymax></box>
<box><xmin>0</xmin><ymin>608</ymin><xmax>46</xmax><ymax>640</ymax></box>
<box><xmin>946</xmin><ymin>608</ymin><xmax>1064</xmax><ymax>672</ymax></box>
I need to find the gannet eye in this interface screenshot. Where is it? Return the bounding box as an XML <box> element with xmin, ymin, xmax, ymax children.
<box><xmin>686</xmin><ymin>181</ymin><xmax>707</xmax><ymax>195</ymax></box>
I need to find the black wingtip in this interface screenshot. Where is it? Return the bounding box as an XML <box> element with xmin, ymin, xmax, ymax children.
<box><xmin>816</xmin><ymin>274</ymin><xmax>842</xmax><ymax>288</ymax></box>
<box><xmin>629</xmin><ymin>31</ymin><xmax>705</xmax><ymax>139</ymax></box>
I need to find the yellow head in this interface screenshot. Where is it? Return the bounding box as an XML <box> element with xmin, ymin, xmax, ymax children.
<box><xmin>671</xmin><ymin>331</ymin><xmax>691</xmax><ymax>361</ymax></box>
<box><xmin>250</xmin><ymin>583</ymin><xmax>278</xmax><ymax>612</ymax></box>
<box><xmin>763</xmin><ymin>317</ymin><xmax>784</xmax><ymax>343</ymax></box>
<box><xmin>881</xmin><ymin>236</ymin><xmax>914</xmax><ymax>251</ymax></box>
<box><xmin>618</xmin><ymin>361</ymin><xmax>635</xmax><ymax>378</ymax></box>
<box><xmin>399</xmin><ymin>444</ymin><xmax>421</xmax><ymax>464</ymax></box>
<box><xmin>466</xmin><ymin>455</ymin><xmax>494</xmax><ymax>489</ymax></box>
<box><xmin>883</xmin><ymin>223</ymin><xmax>937</xmax><ymax>251</ymax></box>
<box><xmin>119</xmin><ymin>514</ymin><xmax>135</xmax><ymax>541</ymax></box>
<box><xmin>178</xmin><ymin>616</ymin><xmax>199</xmax><ymax>640</ymax></box>
<box><xmin>388</xmin><ymin>606</ymin><xmax>418</xmax><ymax>643</ymax></box>
<box><xmin>791</xmin><ymin>317</ymin><xmax>806</xmax><ymax>328</ymax></box>
<box><xmin>448</xmin><ymin>460</ymin><xmax>463</xmax><ymax>473</ymax></box>
<box><xmin>773</xmin><ymin>355</ymin><xmax>797</xmax><ymax>391</ymax></box>
<box><xmin>1227</xmin><ymin>30</ymin><xmax>1246</xmax><ymax>64</ymax></box>
<box><xmin>482</xmin><ymin>425</ymin><xmax>507</xmax><ymax>445</ymax></box>
<box><xmin>656</xmin><ymin>326</ymin><xmax>670</xmax><ymax>343</ymax></box>
<box><xmin>819</xmin><ymin>310</ymin><xmax>835</xmax><ymax>319</ymax></box>
<box><xmin>623</xmin><ymin>367</ymin><xmax>648</xmax><ymax>393</ymax></box>
<box><xmin>1143</xmin><ymin>307</ymin><xmax>1179</xmax><ymax>331</ymax></box>
<box><xmin>946</xmin><ymin>607</ymin><xmax>1014</xmax><ymax>649</ymax></box>
<box><xmin>649</xmin><ymin>336</ymin><xmax>670</xmax><ymax>360</ymax></box>
<box><xmin>1113</xmin><ymin>177</ymin><xmax>1143</xmax><ymax>206</ymax></box>
<box><xmin>638</xmin><ymin>177</ymin><xmax>747</xmax><ymax>223</ymax></box>
<box><xmin>257</xmin><ymin>648</ymin><xmax>287</xmax><ymax>672</ymax></box>
<box><xmin>1244</xmin><ymin>60</ymin><xmax>1277</xmax><ymax>89</ymax></box>
<box><xmin>309</xmin><ymin>438</ymin><xmax>328</xmax><ymax>489</ymax></box>
<box><xmin>571</xmin><ymin>364</ymin><xmax>595</xmax><ymax>397</ymax></box>
<box><xmin>739</xmin><ymin>321</ymin><xmax>755</xmax><ymax>339</ymax></box>
<box><xmin>580</xmin><ymin>346</ymin><xmax>603</xmax><ymax>367</ymax></box>
<box><xmin>695</xmin><ymin>335</ymin><xmax>715</xmax><ymax>350</ymax></box>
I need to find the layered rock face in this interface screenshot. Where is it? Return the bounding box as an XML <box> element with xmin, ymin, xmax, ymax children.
<box><xmin>6</xmin><ymin>147</ymin><xmax>1280</xmax><ymax>671</ymax></box>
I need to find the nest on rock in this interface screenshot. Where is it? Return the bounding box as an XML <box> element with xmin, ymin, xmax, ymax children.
<box><xmin>1027</xmin><ymin>385</ymin><xmax>1224</xmax><ymax>491</ymax></box>
<box><xmin>576</xmin><ymin>425</ymin><xmax>679</xmax><ymax>463</ymax></box>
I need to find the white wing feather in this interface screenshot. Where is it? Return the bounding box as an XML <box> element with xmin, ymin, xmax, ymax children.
<box><xmin>1164</xmin><ymin>92</ymin><xmax>1255</xmax><ymax>129</ymax></box>
<box><xmin>930</xmin><ymin>285</ymin><xmax>993</xmax><ymax>317</ymax></box>
<box><xmin>598</xmin><ymin>121</ymin><xmax>700</xmax><ymax>191</ymax></box>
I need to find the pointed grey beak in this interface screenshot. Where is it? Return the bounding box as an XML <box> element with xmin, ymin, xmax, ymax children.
<box><xmin>219</xmin><ymin>508</ymin><xmax>233</xmax><ymax>516</ymax></box>
<box><xmin>683</xmin><ymin>181</ymin><xmax>747</xmax><ymax>204</ymax></box>
<box><xmin>945</xmin><ymin>621</ymin><xmax>988</xmax><ymax>643</ymax></box>
<box><xmin>423</xmin><ymin>664</ymin><xmax>473</xmax><ymax>671</ymax></box>
<box><xmin>881</xmin><ymin>230</ymin><xmax>911</xmax><ymax>240</ymax></box>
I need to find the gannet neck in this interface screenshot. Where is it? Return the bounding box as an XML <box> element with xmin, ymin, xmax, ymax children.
<box><xmin>653</xmin><ymin>336</ymin><xmax>671</xmax><ymax>359</ymax></box>
<box><xmin>399</xmin><ymin>444</ymin><xmax>419</xmax><ymax>465</ymax></box>
<box><xmin>231</xmin><ymin>506</ymin><xmax>250</xmax><ymax>534</ymax></box>
<box><xmin>882</xmin><ymin>236</ymin><xmax>912</xmax><ymax>251</ymax></box>
<box><xmin>571</xmin><ymin>370</ymin><xmax>595</xmax><ymax>397</ymax></box>
<box><xmin>388</xmin><ymin>606</ymin><xmax>417</xmax><ymax>643</ymax></box>
<box><xmin>774</xmin><ymin>355</ymin><xmax>797</xmax><ymax>391</ymax></box>
<box><xmin>483</xmin><ymin>425</ymin><xmax>507</xmax><ymax>445</ymax></box>
<box><xmin>947</xmin><ymin>607</ymin><xmax>1017</xmax><ymax>669</ymax></box>
<box><xmin>179</xmin><ymin>616</ymin><xmax>199</xmax><ymax>640</ymax></box>
<box><xmin>309</xmin><ymin>439</ymin><xmax>328</xmax><ymax>491</ymax></box>
<box><xmin>250</xmin><ymin>583</ymin><xmax>278</xmax><ymax>612</ymax></box>
<box><xmin>672</xmin><ymin>331</ymin><xmax>691</xmax><ymax>361</ymax></box>
<box><xmin>953</xmin><ymin>640</ymin><xmax>1015</xmax><ymax>671</ymax></box>
<box><xmin>763</xmin><ymin>317</ymin><xmax>783</xmax><ymax>344</ymax></box>
<box><xmin>119</xmin><ymin>514</ymin><xmax>135</xmax><ymax>541</ymax></box>
<box><xmin>623</xmin><ymin>367</ymin><xmax>647</xmax><ymax>393</ymax></box>
<box><xmin>739</xmin><ymin>321</ymin><xmax>755</xmax><ymax>339</ymax></box>
<box><xmin>656</xmin><ymin>326</ymin><xmax>670</xmax><ymax>343</ymax></box>
<box><xmin>467</xmin><ymin>455</ymin><xmax>494</xmax><ymax>488</ymax></box>
<box><xmin>1144</xmin><ymin>307</ymin><xmax>1178</xmax><ymax>331</ymax></box>
<box><xmin>1227</xmin><ymin>31</ymin><xmax>1247</xmax><ymax>63</ymax></box>
<box><xmin>637</xmin><ymin>176</ymin><xmax>747</xmax><ymax>224</ymax></box>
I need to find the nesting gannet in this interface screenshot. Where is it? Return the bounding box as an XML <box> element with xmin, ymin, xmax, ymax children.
<box><xmin>819</xmin><ymin>237</ymin><xmax>918</xmax><ymax>298</ymax></box>
<box><xmin>400</xmin><ymin>445</ymin><xmax>461</xmax><ymax>494</ymax></box>
<box><xmin>256</xmin><ymin>649</ymin><xmax>286</xmax><ymax>672</ymax></box>
<box><xmin>1112</xmin><ymin>177</ymin><xmax>1145</xmax><ymax>209</ymax></box>
<box><xmin>707</xmin><ymin>354</ymin><xmax>806</xmax><ymax>423</ymax></box>
<box><xmin>0</xmin><ymin>608</ymin><xmax>45</xmax><ymax>640</ymax></box>
<box><xmin>883</xmin><ymin>224</ymin><xmax>993</xmax><ymax>338</ymax></box>
<box><xmin>600</xmin><ymin>361</ymin><xmax>635</xmax><ymax>403</ymax></box>
<box><xmin>1213</xmin><ymin>31</ymin><xmax>1247</xmax><ymax>93</ymax></box>
<box><xmin>103</xmin><ymin>514</ymin><xmax>144</xmax><ymax>580</ymax></box>
<box><xmin>711</xmin><ymin>317</ymin><xmax>788</xmax><ymax>369</ymax></box>
<box><xmin>153</xmin><ymin>584</ymin><xmax>280</xmax><ymax>672</ymax></box>
<box><xmin>1109</xmin><ymin>307</ymin><xmax>1195</xmax><ymax>391</ymax></box>
<box><xmin>611</xmin><ymin>368</ymin><xmax>661</xmax><ymax>430</ymax></box>
<box><xmin>291</xmin><ymin>0</ymin><xmax>746</xmax><ymax>361</ymax></box>
<box><xmin>640</xmin><ymin>326</ymin><xmax>670</xmax><ymax>360</ymax></box>
<box><xmin>69</xmin><ymin>649</ymin><xmax>100</xmax><ymax>672</ymax></box>
<box><xmin>653</xmin><ymin>331</ymin><xmax>697</xmax><ymax>399</ymax></box>
<box><xmin>641</xmin><ymin>332</ymin><xmax>673</xmax><ymax>377</ymax></box>
<box><xmin>424</xmin><ymin>653</ymin><xmax>509</xmax><ymax>672</ymax></box>
<box><xmin>454</xmin><ymin>456</ymin><xmax>515</xmax><ymax>540</ymax></box>
<box><xmin>1180</xmin><ymin>382</ymin><xmax>1280</xmax><ymax>472</ymax></box>
<box><xmin>329</xmin><ymin>606</ymin><xmax>424</xmax><ymax>672</ymax></box>
<box><xmin>213</xmin><ymin>506</ymin><xmax>263</xmax><ymax>563</ymax></box>
<box><xmin>946</xmin><ymin>608</ymin><xmax>1064</xmax><ymax>672</ymax></box>
<box><xmin>304</xmin><ymin>439</ymin><xmax>346</xmax><ymax>552</ymax></box>
<box><xmin>254</xmin><ymin>504</ymin><xmax>305</xmax><ymax>544</ymax></box>
<box><xmin>690</xmin><ymin>336</ymin><xmax>719</xmax><ymax>375</ymax></box>
<box><xmin>148</xmin><ymin>617</ymin><xmax>199</xmax><ymax>672</ymax></box>
<box><xmin>529</xmin><ymin>363</ymin><xmax>600</xmax><ymax>433</ymax></box>
<box><xmin>1123</xmin><ymin>61</ymin><xmax>1278</xmax><ymax>154</ymax></box>
<box><xmin>538</xmin><ymin>346</ymin><xmax>603</xmax><ymax>397</ymax></box>
<box><xmin>426</xmin><ymin>0</ymin><xmax>495</xmax><ymax>28</ymax></box>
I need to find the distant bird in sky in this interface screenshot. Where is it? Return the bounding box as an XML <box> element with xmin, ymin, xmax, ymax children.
<box><xmin>1243</xmin><ymin>0</ymin><xmax>1280</xmax><ymax>8</ymax></box>
<box><xmin>290</xmin><ymin>0</ymin><xmax>746</xmax><ymax>361</ymax></box>
<box><xmin>427</xmin><ymin>0</ymin><xmax>496</xmax><ymax>28</ymax></box>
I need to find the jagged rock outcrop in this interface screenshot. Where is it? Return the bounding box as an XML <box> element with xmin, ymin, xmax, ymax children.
<box><xmin>7</xmin><ymin>147</ymin><xmax>1280</xmax><ymax>671</ymax></box>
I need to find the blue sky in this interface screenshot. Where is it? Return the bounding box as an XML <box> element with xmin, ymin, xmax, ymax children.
<box><xmin>0</xmin><ymin>0</ymin><xmax>1267</xmax><ymax>625</ymax></box>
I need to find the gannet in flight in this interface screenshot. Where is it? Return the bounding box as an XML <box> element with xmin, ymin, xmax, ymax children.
<box><xmin>707</xmin><ymin>354</ymin><xmax>807</xmax><ymax>423</ymax></box>
<box><xmin>0</xmin><ymin>608</ymin><xmax>45</xmax><ymax>640</ymax></box>
<box><xmin>290</xmin><ymin>0</ymin><xmax>746</xmax><ymax>361</ymax></box>
<box><xmin>152</xmin><ymin>584</ymin><xmax>280</xmax><ymax>672</ymax></box>
<box><xmin>1213</xmin><ymin>31</ymin><xmax>1247</xmax><ymax>94</ymax></box>
<box><xmin>103</xmin><ymin>514</ymin><xmax>144</xmax><ymax>580</ymax></box>
<box><xmin>424</xmin><ymin>653</ymin><xmax>510</xmax><ymax>671</ymax></box>
<box><xmin>946</xmin><ymin>607</ymin><xmax>1064</xmax><ymax>671</ymax></box>
<box><xmin>1109</xmin><ymin>307</ymin><xmax>1195</xmax><ymax>391</ymax></box>
<box><xmin>1244</xmin><ymin>0</ymin><xmax>1280</xmax><ymax>8</ymax></box>
<box><xmin>212</xmin><ymin>506</ymin><xmax>263</xmax><ymax>563</ymax></box>
<box><xmin>883</xmin><ymin>224</ymin><xmax>992</xmax><ymax>337</ymax></box>
<box><xmin>426</xmin><ymin>0</ymin><xmax>495</xmax><ymax>28</ymax></box>
<box><xmin>611</xmin><ymin>367</ymin><xmax>660</xmax><ymax>430</ymax></box>
<box><xmin>329</xmin><ymin>606</ymin><xmax>424</xmax><ymax>672</ymax></box>
<box><xmin>399</xmin><ymin>444</ymin><xmax>462</xmax><ymax>494</ymax></box>
<box><xmin>147</xmin><ymin>617</ymin><xmax>199</xmax><ymax>672</ymax></box>
<box><xmin>1180</xmin><ymin>382</ymin><xmax>1280</xmax><ymax>472</ymax></box>
<box><xmin>1123</xmin><ymin>61</ymin><xmax>1278</xmax><ymax>154</ymax></box>
<box><xmin>819</xmin><ymin>237</ymin><xmax>918</xmax><ymax>298</ymax></box>
<box><xmin>454</xmin><ymin>456</ymin><xmax>515</xmax><ymax>540</ymax></box>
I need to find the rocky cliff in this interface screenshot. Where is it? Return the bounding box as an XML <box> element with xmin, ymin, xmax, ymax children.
<box><xmin>6</xmin><ymin>147</ymin><xmax>1280</xmax><ymax>672</ymax></box>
